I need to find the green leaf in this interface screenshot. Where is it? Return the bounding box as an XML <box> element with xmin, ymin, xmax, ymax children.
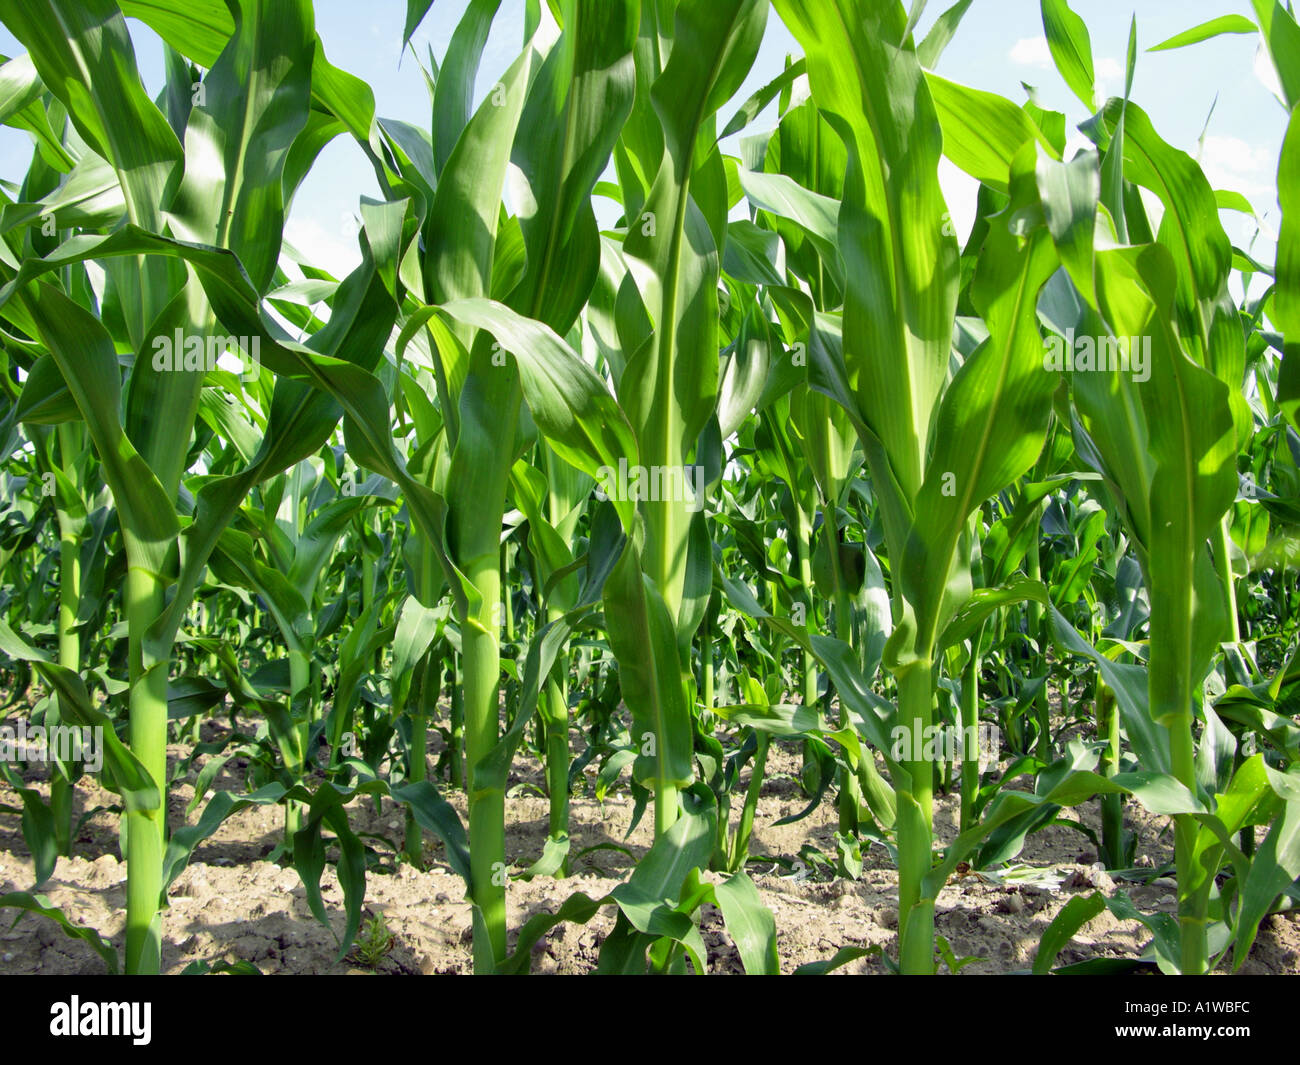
<box><xmin>1276</xmin><ymin>109</ymin><xmax>1300</xmax><ymax>430</ymax></box>
<box><xmin>0</xmin><ymin>764</ymin><xmax>57</xmax><ymax>887</ymax></box>
<box><xmin>1251</xmin><ymin>0</ymin><xmax>1300</xmax><ymax>108</ymax></box>
<box><xmin>712</xmin><ymin>870</ymin><xmax>780</xmax><ymax>974</ymax></box>
<box><xmin>1233</xmin><ymin>790</ymin><xmax>1300</xmax><ymax>967</ymax></box>
<box><xmin>720</xmin><ymin>57</ymin><xmax>806</xmax><ymax>139</ymax></box>
<box><xmin>403</xmin><ymin>0</ymin><xmax>438</xmax><ymax>49</ymax></box>
<box><xmin>0</xmin><ymin>53</ymin><xmax>75</xmax><ymax>171</ymax></box>
<box><xmin>1033</xmin><ymin>890</ymin><xmax>1107</xmax><ymax>973</ymax></box>
<box><xmin>0</xmin><ymin>892</ymin><xmax>118</xmax><ymax>972</ymax></box>
<box><xmin>736</xmin><ymin>167</ymin><xmax>839</xmax><ymax>262</ymax></box>
<box><xmin>4</xmin><ymin>0</ymin><xmax>181</xmax><ymax>231</ymax></box>
<box><xmin>437</xmin><ymin>297</ymin><xmax>640</xmax><ymax>531</ymax></box>
<box><xmin>506</xmin><ymin>0</ymin><xmax>637</xmax><ymax>335</ymax></box>
<box><xmin>773</xmin><ymin>0</ymin><xmax>957</xmax><ymax>568</ymax></box>
<box><xmin>1148</xmin><ymin>15</ymin><xmax>1258</xmax><ymax>52</ymax></box>
<box><xmin>902</xmin><ymin>147</ymin><xmax>1060</xmax><ymax>650</ymax></box>
<box><xmin>917</xmin><ymin>0</ymin><xmax>975</xmax><ymax>69</ymax></box>
<box><xmin>710</xmin><ymin>700</ymin><xmax>829</xmax><ymax>738</ymax></box>
<box><xmin>602</xmin><ymin>540</ymin><xmax>694</xmax><ymax>790</ymax></box>
<box><xmin>15</xmin><ymin>283</ymin><xmax>179</xmax><ymax>587</ymax></box>
<box><xmin>0</xmin><ymin>619</ymin><xmax>161</xmax><ymax>816</ymax></box>
<box><xmin>431</xmin><ymin>0</ymin><xmax>504</xmax><ymax>177</ymax></box>
<box><xmin>1040</xmin><ymin>0</ymin><xmax>1096</xmax><ymax>111</ymax></box>
<box><xmin>1035</xmin><ymin>148</ymin><xmax>1100</xmax><ymax>308</ymax></box>
<box><xmin>390</xmin><ymin>598</ymin><xmax>443</xmax><ymax>718</ymax></box>
<box><xmin>166</xmin><ymin>0</ymin><xmax>316</xmax><ymax>293</ymax></box>
<box><xmin>119</xmin><ymin>0</ymin><xmax>378</xmax><ymax>144</ymax></box>
<box><xmin>497</xmin><ymin>790</ymin><xmax>718</xmax><ymax>973</ymax></box>
<box><xmin>617</xmin><ymin>0</ymin><xmax>767</xmax><ymax>621</ymax></box>
<box><xmin>1099</xmin><ymin>98</ymin><xmax>1236</xmax><ymax>383</ymax></box>
<box><xmin>14</xmin><ymin>354</ymin><xmax>79</xmax><ymax>425</ymax></box>
<box><xmin>926</xmin><ymin>73</ymin><xmax>1058</xmax><ymax>191</ymax></box>
<box><xmin>940</xmin><ymin>577</ymin><xmax>1050</xmax><ymax>652</ymax></box>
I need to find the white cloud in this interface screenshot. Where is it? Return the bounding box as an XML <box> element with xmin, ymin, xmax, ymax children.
<box><xmin>1095</xmin><ymin>57</ymin><xmax>1124</xmax><ymax>81</ymax></box>
<box><xmin>1199</xmin><ymin>134</ymin><xmax>1275</xmax><ymax>204</ymax></box>
<box><xmin>1010</xmin><ymin>36</ymin><xmax>1053</xmax><ymax>69</ymax></box>
<box><xmin>1095</xmin><ymin>57</ymin><xmax>1124</xmax><ymax>99</ymax></box>
<box><xmin>281</xmin><ymin>215</ymin><xmax>362</xmax><ymax>280</ymax></box>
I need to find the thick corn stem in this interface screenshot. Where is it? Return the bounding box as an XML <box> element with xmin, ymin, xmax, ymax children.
<box><xmin>462</xmin><ymin>551</ymin><xmax>507</xmax><ymax>971</ymax></box>
<box><xmin>124</xmin><ymin>565</ymin><xmax>167</xmax><ymax>976</ymax></box>
<box><xmin>896</xmin><ymin>663</ymin><xmax>936</xmax><ymax>975</ymax></box>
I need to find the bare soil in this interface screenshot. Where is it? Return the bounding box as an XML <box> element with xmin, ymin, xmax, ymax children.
<box><xmin>2</xmin><ymin>729</ymin><xmax>1297</xmax><ymax>975</ymax></box>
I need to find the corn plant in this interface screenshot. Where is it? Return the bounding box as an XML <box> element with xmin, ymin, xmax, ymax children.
<box><xmin>1</xmin><ymin>0</ymin><xmax>1299</xmax><ymax>979</ymax></box>
<box><xmin>0</xmin><ymin>0</ymin><xmax>407</xmax><ymax>972</ymax></box>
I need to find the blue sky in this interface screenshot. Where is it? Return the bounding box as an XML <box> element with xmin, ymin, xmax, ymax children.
<box><xmin>0</xmin><ymin>1</ymin><xmax>1289</xmax><ymax>279</ymax></box>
